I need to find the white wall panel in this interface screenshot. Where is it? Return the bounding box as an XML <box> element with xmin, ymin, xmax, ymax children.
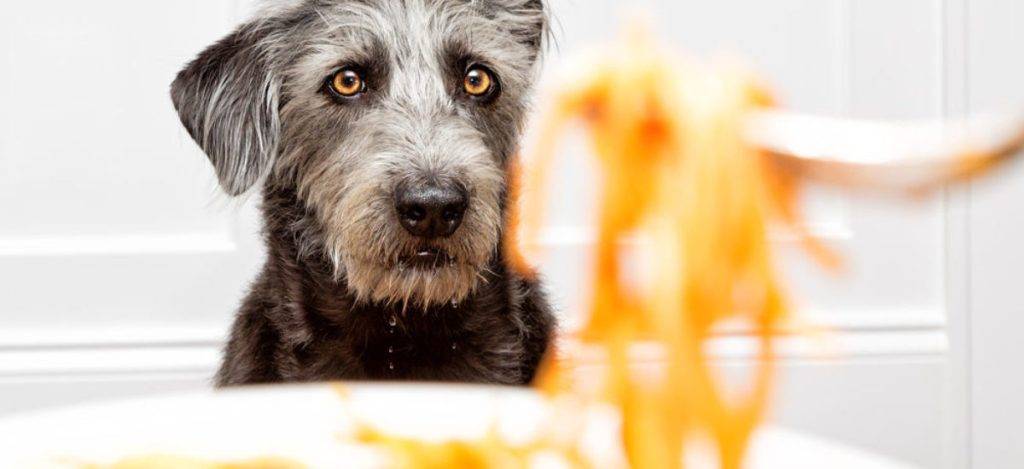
<box><xmin>966</xmin><ymin>1</ymin><xmax>1024</xmax><ymax>467</ymax></box>
<box><xmin>0</xmin><ymin>0</ymin><xmax>263</xmax><ymax>332</ymax></box>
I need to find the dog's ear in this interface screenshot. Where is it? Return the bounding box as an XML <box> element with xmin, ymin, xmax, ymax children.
<box><xmin>171</xmin><ymin>19</ymin><xmax>284</xmax><ymax>196</ymax></box>
<box><xmin>492</xmin><ymin>0</ymin><xmax>549</xmax><ymax>61</ymax></box>
<box><xmin>514</xmin><ymin>0</ymin><xmax>548</xmax><ymax>51</ymax></box>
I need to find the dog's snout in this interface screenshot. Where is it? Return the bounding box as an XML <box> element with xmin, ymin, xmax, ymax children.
<box><xmin>396</xmin><ymin>184</ymin><xmax>468</xmax><ymax>238</ymax></box>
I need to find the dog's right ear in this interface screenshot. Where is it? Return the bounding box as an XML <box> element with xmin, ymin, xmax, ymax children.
<box><xmin>171</xmin><ymin>19</ymin><xmax>283</xmax><ymax>196</ymax></box>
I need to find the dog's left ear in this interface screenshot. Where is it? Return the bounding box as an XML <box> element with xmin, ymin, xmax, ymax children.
<box><xmin>170</xmin><ymin>18</ymin><xmax>285</xmax><ymax>196</ymax></box>
<box><xmin>492</xmin><ymin>0</ymin><xmax>549</xmax><ymax>62</ymax></box>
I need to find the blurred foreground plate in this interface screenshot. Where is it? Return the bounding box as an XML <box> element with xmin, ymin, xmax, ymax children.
<box><xmin>0</xmin><ymin>383</ymin><xmax>915</xmax><ymax>468</ymax></box>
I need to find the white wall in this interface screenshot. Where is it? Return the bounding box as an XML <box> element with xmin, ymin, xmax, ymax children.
<box><xmin>964</xmin><ymin>1</ymin><xmax>1024</xmax><ymax>467</ymax></box>
<box><xmin>0</xmin><ymin>0</ymin><xmax>255</xmax><ymax>412</ymax></box>
<box><xmin>0</xmin><ymin>1</ymin><xmax>1022</xmax><ymax>467</ymax></box>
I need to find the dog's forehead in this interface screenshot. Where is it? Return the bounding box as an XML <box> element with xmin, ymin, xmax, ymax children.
<box><xmin>290</xmin><ymin>1</ymin><xmax>526</xmax><ymax>61</ymax></box>
<box><xmin>287</xmin><ymin>0</ymin><xmax>492</xmax><ymax>43</ymax></box>
<box><xmin>281</xmin><ymin>0</ymin><xmax>536</xmax><ymax>94</ymax></box>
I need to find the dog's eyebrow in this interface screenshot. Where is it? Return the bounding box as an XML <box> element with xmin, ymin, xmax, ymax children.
<box><xmin>440</xmin><ymin>36</ymin><xmax>469</xmax><ymax>67</ymax></box>
<box><xmin>439</xmin><ymin>35</ymin><xmax>520</xmax><ymax>87</ymax></box>
<box><xmin>302</xmin><ymin>17</ymin><xmax>390</xmax><ymax>67</ymax></box>
<box><xmin>359</xmin><ymin>39</ymin><xmax>392</xmax><ymax>92</ymax></box>
<box><xmin>442</xmin><ymin>35</ymin><xmax>500</xmax><ymax>70</ymax></box>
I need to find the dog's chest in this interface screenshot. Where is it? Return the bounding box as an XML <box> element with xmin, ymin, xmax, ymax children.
<box><xmin>362</xmin><ymin>311</ymin><xmax>467</xmax><ymax>379</ymax></box>
<box><xmin>298</xmin><ymin>299</ymin><xmax>523</xmax><ymax>383</ymax></box>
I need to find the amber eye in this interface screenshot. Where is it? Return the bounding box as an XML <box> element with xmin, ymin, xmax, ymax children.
<box><xmin>463</xmin><ymin>66</ymin><xmax>496</xmax><ymax>98</ymax></box>
<box><xmin>329</xmin><ymin>68</ymin><xmax>365</xmax><ymax>97</ymax></box>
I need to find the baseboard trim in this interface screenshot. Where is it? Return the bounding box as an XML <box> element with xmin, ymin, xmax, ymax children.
<box><xmin>0</xmin><ymin>344</ymin><xmax>221</xmax><ymax>378</ymax></box>
<box><xmin>0</xmin><ymin>326</ymin><xmax>946</xmax><ymax>379</ymax></box>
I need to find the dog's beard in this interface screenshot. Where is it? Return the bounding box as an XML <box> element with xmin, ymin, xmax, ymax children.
<box><xmin>325</xmin><ymin>198</ymin><xmax>501</xmax><ymax>309</ymax></box>
<box><xmin>341</xmin><ymin>253</ymin><xmax>486</xmax><ymax>308</ymax></box>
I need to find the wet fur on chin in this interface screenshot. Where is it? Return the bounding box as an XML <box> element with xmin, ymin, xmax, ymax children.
<box><xmin>169</xmin><ymin>0</ymin><xmax>555</xmax><ymax>386</ymax></box>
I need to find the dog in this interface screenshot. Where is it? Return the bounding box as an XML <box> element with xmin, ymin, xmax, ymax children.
<box><xmin>170</xmin><ymin>0</ymin><xmax>555</xmax><ymax>386</ymax></box>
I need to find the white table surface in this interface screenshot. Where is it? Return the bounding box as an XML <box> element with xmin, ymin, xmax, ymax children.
<box><xmin>0</xmin><ymin>383</ymin><xmax>917</xmax><ymax>468</ymax></box>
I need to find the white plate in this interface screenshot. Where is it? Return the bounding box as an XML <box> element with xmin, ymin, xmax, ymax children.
<box><xmin>0</xmin><ymin>383</ymin><xmax>915</xmax><ymax>468</ymax></box>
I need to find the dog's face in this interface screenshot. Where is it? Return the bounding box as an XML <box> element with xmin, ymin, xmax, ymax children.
<box><xmin>172</xmin><ymin>0</ymin><xmax>546</xmax><ymax>308</ymax></box>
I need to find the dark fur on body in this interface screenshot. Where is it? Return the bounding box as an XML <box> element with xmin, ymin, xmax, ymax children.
<box><xmin>170</xmin><ymin>0</ymin><xmax>555</xmax><ymax>386</ymax></box>
<box><xmin>218</xmin><ymin>183</ymin><xmax>553</xmax><ymax>385</ymax></box>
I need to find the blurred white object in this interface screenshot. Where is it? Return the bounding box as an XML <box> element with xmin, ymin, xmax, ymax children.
<box><xmin>0</xmin><ymin>383</ymin><xmax>915</xmax><ymax>468</ymax></box>
<box><xmin>747</xmin><ymin>110</ymin><xmax>1024</xmax><ymax>192</ymax></box>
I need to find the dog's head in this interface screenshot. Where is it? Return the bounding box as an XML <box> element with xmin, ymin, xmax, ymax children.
<box><xmin>171</xmin><ymin>0</ymin><xmax>547</xmax><ymax>308</ymax></box>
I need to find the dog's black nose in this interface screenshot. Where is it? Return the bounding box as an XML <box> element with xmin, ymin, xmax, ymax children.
<box><xmin>395</xmin><ymin>184</ymin><xmax>468</xmax><ymax>238</ymax></box>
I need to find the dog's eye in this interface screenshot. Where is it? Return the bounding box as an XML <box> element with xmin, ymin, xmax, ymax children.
<box><xmin>463</xmin><ymin>66</ymin><xmax>497</xmax><ymax>100</ymax></box>
<box><xmin>328</xmin><ymin>68</ymin><xmax>366</xmax><ymax>98</ymax></box>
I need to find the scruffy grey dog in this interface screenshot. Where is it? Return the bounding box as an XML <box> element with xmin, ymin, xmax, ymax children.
<box><xmin>170</xmin><ymin>0</ymin><xmax>555</xmax><ymax>386</ymax></box>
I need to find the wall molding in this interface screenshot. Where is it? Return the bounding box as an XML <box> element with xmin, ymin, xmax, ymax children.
<box><xmin>560</xmin><ymin>330</ymin><xmax>948</xmax><ymax>368</ymax></box>
<box><xmin>0</xmin><ymin>327</ymin><xmax>225</xmax><ymax>350</ymax></box>
<box><xmin>0</xmin><ymin>346</ymin><xmax>220</xmax><ymax>379</ymax></box>
<box><xmin>0</xmin><ymin>308</ymin><xmax>947</xmax><ymax>379</ymax></box>
<box><xmin>0</xmin><ymin>232</ymin><xmax>237</xmax><ymax>257</ymax></box>
<box><xmin>536</xmin><ymin>223</ymin><xmax>854</xmax><ymax>248</ymax></box>
<box><xmin>0</xmin><ymin>308</ymin><xmax>943</xmax><ymax>349</ymax></box>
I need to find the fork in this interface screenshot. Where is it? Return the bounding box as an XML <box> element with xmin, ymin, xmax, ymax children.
<box><xmin>746</xmin><ymin>110</ymin><xmax>1024</xmax><ymax>193</ymax></box>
